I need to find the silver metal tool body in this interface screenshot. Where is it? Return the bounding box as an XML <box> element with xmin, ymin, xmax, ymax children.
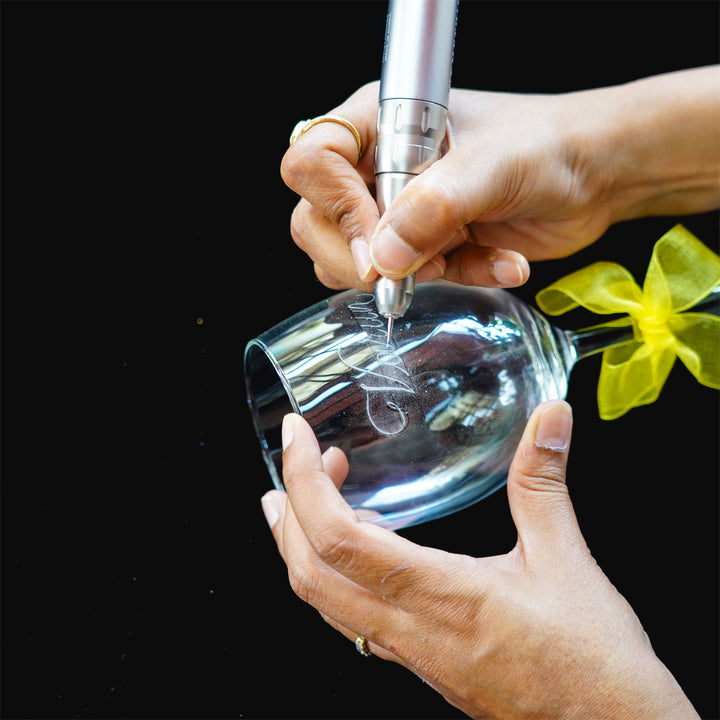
<box><xmin>374</xmin><ymin>0</ymin><xmax>458</xmax><ymax>341</ymax></box>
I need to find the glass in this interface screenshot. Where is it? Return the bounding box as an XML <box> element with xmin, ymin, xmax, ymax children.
<box><xmin>244</xmin><ymin>281</ymin><xmax>718</xmax><ymax>529</ymax></box>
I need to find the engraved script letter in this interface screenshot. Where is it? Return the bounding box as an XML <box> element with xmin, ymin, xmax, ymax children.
<box><xmin>339</xmin><ymin>295</ymin><xmax>418</xmax><ymax>436</ymax></box>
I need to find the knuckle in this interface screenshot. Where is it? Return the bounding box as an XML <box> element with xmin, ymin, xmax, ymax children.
<box><xmin>312</xmin><ymin>524</ymin><xmax>358</xmax><ymax>570</ymax></box>
<box><xmin>280</xmin><ymin>141</ymin><xmax>315</xmax><ymax>190</ymax></box>
<box><xmin>325</xmin><ymin>182</ymin><xmax>366</xmax><ymax>242</ymax></box>
<box><xmin>429</xmin><ymin>184</ymin><xmax>459</xmax><ymax>226</ymax></box>
<box><xmin>285</xmin><ymin>152</ymin><xmax>369</xmax><ymax>247</ymax></box>
<box><xmin>448</xmin><ymin>246</ymin><xmax>492</xmax><ymax>287</ymax></box>
<box><xmin>287</xmin><ymin>560</ymin><xmax>324</xmax><ymax>607</ymax></box>
<box><xmin>451</xmin><ymin>248</ymin><xmax>478</xmax><ymax>287</ymax></box>
<box><xmin>515</xmin><ymin>465</ymin><xmax>568</xmax><ymax>495</ymax></box>
<box><xmin>412</xmin><ymin>175</ymin><xmax>463</xmax><ymax>231</ymax></box>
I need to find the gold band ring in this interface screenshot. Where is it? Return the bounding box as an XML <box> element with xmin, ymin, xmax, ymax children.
<box><xmin>289</xmin><ymin>115</ymin><xmax>363</xmax><ymax>159</ymax></box>
<box><xmin>354</xmin><ymin>635</ymin><xmax>372</xmax><ymax>657</ymax></box>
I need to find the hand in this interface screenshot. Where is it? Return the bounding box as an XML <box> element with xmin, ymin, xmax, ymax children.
<box><xmin>281</xmin><ymin>67</ymin><xmax>720</xmax><ymax>291</ymax></box>
<box><xmin>261</xmin><ymin>402</ymin><xmax>698</xmax><ymax>719</ymax></box>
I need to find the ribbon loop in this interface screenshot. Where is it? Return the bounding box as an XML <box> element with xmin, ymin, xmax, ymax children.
<box><xmin>536</xmin><ymin>225</ymin><xmax>720</xmax><ymax>419</ymax></box>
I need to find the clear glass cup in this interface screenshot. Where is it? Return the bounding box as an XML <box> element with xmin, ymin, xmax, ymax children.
<box><xmin>244</xmin><ymin>281</ymin><xmax>717</xmax><ymax>529</ymax></box>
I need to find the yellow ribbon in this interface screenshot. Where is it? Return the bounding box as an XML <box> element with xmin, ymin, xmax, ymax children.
<box><xmin>536</xmin><ymin>225</ymin><xmax>720</xmax><ymax>420</ymax></box>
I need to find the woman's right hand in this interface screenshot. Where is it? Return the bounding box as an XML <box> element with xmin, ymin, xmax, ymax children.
<box><xmin>281</xmin><ymin>66</ymin><xmax>720</xmax><ymax>290</ymax></box>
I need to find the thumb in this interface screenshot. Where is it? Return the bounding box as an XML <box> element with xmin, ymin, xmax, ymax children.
<box><xmin>369</xmin><ymin>159</ymin><xmax>468</xmax><ymax>279</ymax></box>
<box><xmin>368</xmin><ymin>157</ymin><xmax>529</xmax><ymax>287</ymax></box>
<box><xmin>506</xmin><ymin>400</ymin><xmax>586</xmax><ymax>555</ymax></box>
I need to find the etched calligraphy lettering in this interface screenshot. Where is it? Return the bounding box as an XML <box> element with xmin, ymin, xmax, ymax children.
<box><xmin>338</xmin><ymin>295</ymin><xmax>418</xmax><ymax>436</ymax></box>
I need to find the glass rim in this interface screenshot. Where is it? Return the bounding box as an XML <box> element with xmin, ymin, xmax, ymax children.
<box><xmin>244</xmin><ymin>338</ymin><xmax>302</xmax><ymax>490</ymax></box>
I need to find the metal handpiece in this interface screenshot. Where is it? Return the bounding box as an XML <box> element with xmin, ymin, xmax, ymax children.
<box><xmin>373</xmin><ymin>0</ymin><xmax>458</xmax><ymax>341</ymax></box>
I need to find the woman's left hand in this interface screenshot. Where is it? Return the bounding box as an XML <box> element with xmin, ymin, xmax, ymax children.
<box><xmin>260</xmin><ymin>403</ymin><xmax>697</xmax><ymax>720</ymax></box>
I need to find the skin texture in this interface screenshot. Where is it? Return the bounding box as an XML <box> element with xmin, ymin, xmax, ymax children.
<box><xmin>261</xmin><ymin>404</ymin><xmax>699</xmax><ymax>719</ymax></box>
<box><xmin>280</xmin><ymin>66</ymin><xmax>719</xmax><ymax>291</ymax></box>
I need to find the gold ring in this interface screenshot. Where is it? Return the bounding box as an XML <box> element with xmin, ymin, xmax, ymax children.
<box><xmin>289</xmin><ymin>115</ymin><xmax>363</xmax><ymax>159</ymax></box>
<box><xmin>355</xmin><ymin>635</ymin><xmax>372</xmax><ymax>657</ymax></box>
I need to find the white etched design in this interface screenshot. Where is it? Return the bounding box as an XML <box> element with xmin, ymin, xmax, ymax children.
<box><xmin>338</xmin><ymin>294</ymin><xmax>417</xmax><ymax>436</ymax></box>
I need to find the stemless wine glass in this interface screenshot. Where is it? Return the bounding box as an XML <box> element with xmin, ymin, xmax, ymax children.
<box><xmin>245</xmin><ymin>281</ymin><xmax>615</xmax><ymax>529</ymax></box>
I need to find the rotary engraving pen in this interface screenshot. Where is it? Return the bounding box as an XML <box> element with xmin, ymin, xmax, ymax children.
<box><xmin>374</xmin><ymin>0</ymin><xmax>458</xmax><ymax>343</ymax></box>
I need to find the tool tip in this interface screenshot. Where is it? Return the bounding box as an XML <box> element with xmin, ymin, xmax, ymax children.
<box><xmin>386</xmin><ymin>316</ymin><xmax>394</xmax><ymax>344</ymax></box>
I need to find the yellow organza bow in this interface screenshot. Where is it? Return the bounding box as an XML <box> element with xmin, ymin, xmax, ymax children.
<box><xmin>536</xmin><ymin>225</ymin><xmax>720</xmax><ymax>420</ymax></box>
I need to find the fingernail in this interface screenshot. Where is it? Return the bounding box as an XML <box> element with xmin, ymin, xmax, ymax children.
<box><xmin>370</xmin><ymin>225</ymin><xmax>420</xmax><ymax>275</ymax></box>
<box><xmin>281</xmin><ymin>414</ymin><xmax>296</xmax><ymax>451</ymax></box>
<box><xmin>350</xmin><ymin>239</ymin><xmax>374</xmax><ymax>281</ymax></box>
<box><xmin>321</xmin><ymin>445</ymin><xmax>340</xmax><ymax>460</ymax></box>
<box><xmin>416</xmin><ymin>257</ymin><xmax>445</xmax><ymax>283</ymax></box>
<box><xmin>261</xmin><ymin>493</ymin><xmax>280</xmax><ymax>529</ymax></box>
<box><xmin>491</xmin><ymin>252</ymin><xmax>528</xmax><ymax>287</ymax></box>
<box><xmin>534</xmin><ymin>402</ymin><xmax>572</xmax><ymax>452</ymax></box>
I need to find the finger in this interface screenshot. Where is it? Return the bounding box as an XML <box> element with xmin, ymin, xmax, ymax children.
<box><xmin>280</xmin><ymin>413</ymin><xmax>452</xmax><ymax>604</ymax></box>
<box><xmin>260</xmin><ymin>447</ymin><xmax>349</xmax><ymax>553</ymax></box>
<box><xmin>318</xmin><ymin>612</ymin><xmax>409</xmax><ymax>667</ymax></box>
<box><xmin>262</xmin><ymin>483</ymin><xmax>472</xmax><ymax>683</ymax></box>
<box><xmin>261</xmin><ymin>489</ymin><xmax>388</xmax><ymax>618</ymax></box>
<box><xmin>368</xmin><ymin>154</ymin><xmax>476</xmax><ymax>279</ymax></box>
<box><xmin>367</xmin><ymin>127</ymin><xmax>546</xmax><ymax>282</ymax></box>
<box><xmin>415</xmin><ymin>254</ymin><xmax>446</xmax><ymax>284</ymax></box>
<box><xmin>465</xmin><ymin>217</ymin><xmax>604</xmax><ymax>262</ymax></box>
<box><xmin>443</xmin><ymin>245</ymin><xmax>530</xmax><ymax>288</ymax></box>
<box><xmin>506</xmin><ymin>400</ymin><xmax>586</xmax><ymax>557</ymax></box>
<box><xmin>260</xmin><ymin>489</ymin><xmax>289</xmax><ymax>559</ymax></box>
<box><xmin>311</xmin><ymin>247</ymin><xmax>442</xmax><ymax>290</ymax></box>
<box><xmin>281</xmin><ymin>107</ymin><xmax>380</xmax><ymax>281</ymax></box>
<box><xmin>263</xmin><ymin>467</ymin><xmax>409</xmax><ymax>655</ymax></box>
<box><xmin>313</xmin><ymin>263</ymin><xmax>351</xmax><ymax>292</ymax></box>
<box><xmin>290</xmin><ymin>199</ymin><xmax>377</xmax><ymax>288</ymax></box>
<box><xmin>312</xmin><ymin>252</ymin><xmax>441</xmax><ymax>289</ymax></box>
<box><xmin>321</xmin><ymin>446</ymin><xmax>349</xmax><ymax>489</ymax></box>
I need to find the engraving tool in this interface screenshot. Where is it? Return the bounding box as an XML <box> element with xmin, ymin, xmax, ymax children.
<box><xmin>374</xmin><ymin>0</ymin><xmax>458</xmax><ymax>342</ymax></box>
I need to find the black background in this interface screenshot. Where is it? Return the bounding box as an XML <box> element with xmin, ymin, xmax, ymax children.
<box><xmin>2</xmin><ymin>1</ymin><xmax>718</xmax><ymax>718</ymax></box>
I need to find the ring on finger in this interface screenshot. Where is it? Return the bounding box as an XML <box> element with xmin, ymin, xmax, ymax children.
<box><xmin>289</xmin><ymin>115</ymin><xmax>363</xmax><ymax>161</ymax></box>
<box><xmin>354</xmin><ymin>635</ymin><xmax>373</xmax><ymax>657</ymax></box>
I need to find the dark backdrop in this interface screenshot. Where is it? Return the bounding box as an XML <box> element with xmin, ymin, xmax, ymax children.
<box><xmin>2</xmin><ymin>2</ymin><xmax>718</xmax><ymax>718</ymax></box>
